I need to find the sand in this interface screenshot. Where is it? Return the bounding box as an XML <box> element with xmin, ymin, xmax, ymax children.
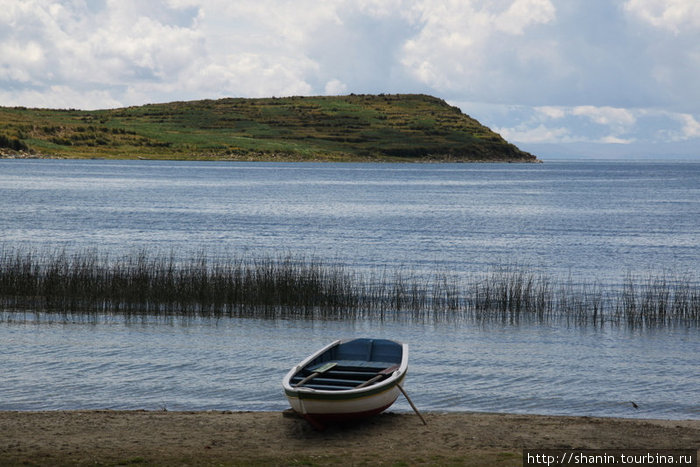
<box><xmin>0</xmin><ymin>410</ymin><xmax>697</xmax><ymax>466</ymax></box>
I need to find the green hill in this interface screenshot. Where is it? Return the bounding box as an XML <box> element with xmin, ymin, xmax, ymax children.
<box><xmin>0</xmin><ymin>94</ymin><xmax>538</xmax><ymax>162</ymax></box>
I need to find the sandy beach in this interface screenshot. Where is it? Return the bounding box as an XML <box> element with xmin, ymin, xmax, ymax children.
<box><xmin>0</xmin><ymin>410</ymin><xmax>697</xmax><ymax>466</ymax></box>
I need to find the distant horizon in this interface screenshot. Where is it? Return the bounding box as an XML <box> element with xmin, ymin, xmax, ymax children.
<box><xmin>522</xmin><ymin>142</ymin><xmax>700</xmax><ymax>161</ymax></box>
<box><xmin>539</xmin><ymin>154</ymin><xmax>700</xmax><ymax>161</ymax></box>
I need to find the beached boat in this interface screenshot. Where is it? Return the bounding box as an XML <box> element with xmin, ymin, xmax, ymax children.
<box><xmin>282</xmin><ymin>338</ymin><xmax>408</xmax><ymax>427</ymax></box>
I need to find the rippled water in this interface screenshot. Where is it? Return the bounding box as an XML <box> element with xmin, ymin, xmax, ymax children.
<box><xmin>2</xmin><ymin>159</ymin><xmax>699</xmax><ymax>283</ymax></box>
<box><xmin>0</xmin><ymin>159</ymin><xmax>698</xmax><ymax>418</ymax></box>
<box><xmin>1</xmin><ymin>312</ymin><xmax>697</xmax><ymax>419</ymax></box>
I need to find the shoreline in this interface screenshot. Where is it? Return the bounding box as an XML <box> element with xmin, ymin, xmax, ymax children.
<box><xmin>1</xmin><ymin>410</ymin><xmax>697</xmax><ymax>466</ymax></box>
<box><xmin>0</xmin><ymin>149</ymin><xmax>541</xmax><ymax>163</ymax></box>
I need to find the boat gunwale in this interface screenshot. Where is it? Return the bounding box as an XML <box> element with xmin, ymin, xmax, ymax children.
<box><xmin>282</xmin><ymin>338</ymin><xmax>408</xmax><ymax>399</ymax></box>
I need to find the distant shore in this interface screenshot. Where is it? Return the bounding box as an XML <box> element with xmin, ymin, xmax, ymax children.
<box><xmin>0</xmin><ymin>149</ymin><xmax>540</xmax><ymax>163</ymax></box>
<box><xmin>0</xmin><ymin>94</ymin><xmax>540</xmax><ymax>163</ymax></box>
<box><xmin>1</xmin><ymin>410</ymin><xmax>697</xmax><ymax>465</ymax></box>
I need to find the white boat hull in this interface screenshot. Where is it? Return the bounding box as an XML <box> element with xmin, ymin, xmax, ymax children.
<box><xmin>282</xmin><ymin>338</ymin><xmax>408</xmax><ymax>425</ymax></box>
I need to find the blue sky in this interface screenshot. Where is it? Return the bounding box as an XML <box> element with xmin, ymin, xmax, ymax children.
<box><xmin>1</xmin><ymin>0</ymin><xmax>699</xmax><ymax>158</ymax></box>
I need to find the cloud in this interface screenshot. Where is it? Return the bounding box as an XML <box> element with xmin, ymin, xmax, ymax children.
<box><xmin>570</xmin><ymin>106</ymin><xmax>637</xmax><ymax>131</ymax></box>
<box><xmin>536</xmin><ymin>106</ymin><xmax>567</xmax><ymax>120</ymax></box>
<box><xmin>181</xmin><ymin>53</ymin><xmax>315</xmax><ymax>98</ymax></box>
<box><xmin>0</xmin><ymin>40</ymin><xmax>45</xmax><ymax>83</ymax></box>
<box><xmin>621</xmin><ymin>0</ymin><xmax>700</xmax><ymax>113</ymax></box>
<box><xmin>496</xmin><ymin>0</ymin><xmax>556</xmax><ymax>35</ymax></box>
<box><xmin>674</xmin><ymin>113</ymin><xmax>700</xmax><ymax>140</ymax></box>
<box><xmin>0</xmin><ymin>0</ymin><xmax>325</xmax><ymax>108</ymax></box>
<box><xmin>0</xmin><ymin>0</ymin><xmax>693</xmax><ymax>109</ymax></box>
<box><xmin>485</xmin><ymin>104</ymin><xmax>700</xmax><ymax>145</ymax></box>
<box><xmin>324</xmin><ymin>79</ymin><xmax>348</xmax><ymax>95</ymax></box>
<box><xmin>399</xmin><ymin>0</ymin><xmax>699</xmax><ymax>113</ymax></box>
<box><xmin>496</xmin><ymin>123</ymin><xmax>572</xmax><ymax>144</ymax></box>
<box><xmin>624</xmin><ymin>0</ymin><xmax>700</xmax><ymax>33</ymax></box>
<box><xmin>0</xmin><ymin>0</ymin><xmax>210</xmax><ymax>108</ymax></box>
<box><xmin>400</xmin><ymin>0</ymin><xmax>559</xmax><ymax>97</ymax></box>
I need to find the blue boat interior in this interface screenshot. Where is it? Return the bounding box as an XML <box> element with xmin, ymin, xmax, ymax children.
<box><xmin>291</xmin><ymin>338</ymin><xmax>402</xmax><ymax>391</ymax></box>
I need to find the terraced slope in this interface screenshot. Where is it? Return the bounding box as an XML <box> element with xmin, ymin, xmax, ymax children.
<box><xmin>0</xmin><ymin>94</ymin><xmax>537</xmax><ymax>162</ymax></box>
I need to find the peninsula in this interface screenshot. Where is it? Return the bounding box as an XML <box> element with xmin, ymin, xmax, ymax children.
<box><xmin>0</xmin><ymin>94</ymin><xmax>538</xmax><ymax>162</ymax></box>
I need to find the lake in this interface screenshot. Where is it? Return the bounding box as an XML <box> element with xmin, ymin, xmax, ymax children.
<box><xmin>2</xmin><ymin>159</ymin><xmax>699</xmax><ymax>282</ymax></box>
<box><xmin>0</xmin><ymin>159</ymin><xmax>698</xmax><ymax>419</ymax></box>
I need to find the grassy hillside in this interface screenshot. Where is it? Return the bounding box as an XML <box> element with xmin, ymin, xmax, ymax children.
<box><xmin>0</xmin><ymin>94</ymin><xmax>537</xmax><ymax>162</ymax></box>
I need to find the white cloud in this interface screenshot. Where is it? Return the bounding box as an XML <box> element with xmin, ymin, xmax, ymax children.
<box><xmin>536</xmin><ymin>106</ymin><xmax>566</xmax><ymax>119</ymax></box>
<box><xmin>600</xmin><ymin>136</ymin><xmax>635</xmax><ymax>144</ymax></box>
<box><xmin>181</xmin><ymin>53</ymin><xmax>315</xmax><ymax>98</ymax></box>
<box><xmin>324</xmin><ymin>79</ymin><xmax>348</xmax><ymax>95</ymax></box>
<box><xmin>496</xmin><ymin>123</ymin><xmax>572</xmax><ymax>144</ymax></box>
<box><xmin>624</xmin><ymin>0</ymin><xmax>700</xmax><ymax>33</ymax></box>
<box><xmin>0</xmin><ymin>0</ymin><xmax>212</xmax><ymax>108</ymax></box>
<box><xmin>496</xmin><ymin>0</ymin><xmax>556</xmax><ymax>35</ymax></box>
<box><xmin>0</xmin><ymin>0</ymin><xmax>321</xmax><ymax>108</ymax></box>
<box><xmin>675</xmin><ymin>113</ymin><xmax>700</xmax><ymax>139</ymax></box>
<box><xmin>571</xmin><ymin>106</ymin><xmax>637</xmax><ymax>129</ymax></box>
<box><xmin>485</xmin><ymin>104</ymin><xmax>700</xmax><ymax>146</ymax></box>
<box><xmin>0</xmin><ymin>40</ymin><xmax>45</xmax><ymax>83</ymax></box>
<box><xmin>400</xmin><ymin>0</ymin><xmax>568</xmax><ymax>104</ymax></box>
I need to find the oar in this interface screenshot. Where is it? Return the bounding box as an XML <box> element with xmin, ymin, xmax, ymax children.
<box><xmin>355</xmin><ymin>364</ymin><xmax>400</xmax><ymax>388</ymax></box>
<box><xmin>294</xmin><ymin>362</ymin><xmax>337</xmax><ymax>387</ymax></box>
<box><xmin>397</xmin><ymin>384</ymin><xmax>427</xmax><ymax>425</ymax></box>
<box><xmin>354</xmin><ymin>365</ymin><xmax>427</xmax><ymax>426</ymax></box>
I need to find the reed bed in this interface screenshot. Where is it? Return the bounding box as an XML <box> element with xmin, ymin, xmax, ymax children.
<box><xmin>0</xmin><ymin>247</ymin><xmax>698</xmax><ymax>328</ymax></box>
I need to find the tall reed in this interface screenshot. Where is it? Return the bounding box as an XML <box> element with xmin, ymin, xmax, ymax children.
<box><xmin>0</xmin><ymin>246</ymin><xmax>698</xmax><ymax>327</ymax></box>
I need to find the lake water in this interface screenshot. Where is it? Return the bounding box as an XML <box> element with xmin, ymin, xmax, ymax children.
<box><xmin>1</xmin><ymin>312</ymin><xmax>698</xmax><ymax>420</ymax></box>
<box><xmin>2</xmin><ymin>159</ymin><xmax>699</xmax><ymax>283</ymax></box>
<box><xmin>0</xmin><ymin>159</ymin><xmax>698</xmax><ymax>419</ymax></box>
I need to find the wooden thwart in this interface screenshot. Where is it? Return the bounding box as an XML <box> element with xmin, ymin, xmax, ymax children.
<box><xmin>355</xmin><ymin>364</ymin><xmax>400</xmax><ymax>388</ymax></box>
<box><xmin>294</xmin><ymin>362</ymin><xmax>337</xmax><ymax>387</ymax></box>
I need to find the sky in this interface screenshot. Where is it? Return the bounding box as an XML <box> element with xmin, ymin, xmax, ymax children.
<box><xmin>1</xmin><ymin>0</ymin><xmax>699</xmax><ymax>158</ymax></box>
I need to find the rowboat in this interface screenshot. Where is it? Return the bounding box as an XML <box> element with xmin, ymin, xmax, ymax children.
<box><xmin>282</xmin><ymin>338</ymin><xmax>408</xmax><ymax>427</ymax></box>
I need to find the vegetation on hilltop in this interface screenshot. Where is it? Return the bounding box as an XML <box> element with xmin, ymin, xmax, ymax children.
<box><xmin>0</xmin><ymin>94</ymin><xmax>537</xmax><ymax>162</ymax></box>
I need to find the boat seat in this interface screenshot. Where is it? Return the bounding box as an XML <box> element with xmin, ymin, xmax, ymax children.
<box><xmin>291</xmin><ymin>376</ymin><xmax>365</xmax><ymax>387</ymax></box>
<box><xmin>299</xmin><ymin>383</ymin><xmax>358</xmax><ymax>391</ymax></box>
<box><xmin>308</xmin><ymin>360</ymin><xmax>397</xmax><ymax>372</ymax></box>
<box><xmin>325</xmin><ymin>369</ymin><xmax>377</xmax><ymax>378</ymax></box>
